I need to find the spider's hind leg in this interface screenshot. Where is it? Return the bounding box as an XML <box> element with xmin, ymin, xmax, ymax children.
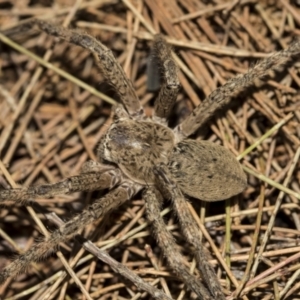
<box><xmin>143</xmin><ymin>186</ymin><xmax>213</xmax><ymax>300</ymax></box>
<box><xmin>0</xmin><ymin>180</ymin><xmax>141</xmax><ymax>285</ymax></box>
<box><xmin>154</xmin><ymin>164</ymin><xmax>226</xmax><ymax>300</ymax></box>
<box><xmin>151</xmin><ymin>35</ymin><xmax>180</xmax><ymax>122</ymax></box>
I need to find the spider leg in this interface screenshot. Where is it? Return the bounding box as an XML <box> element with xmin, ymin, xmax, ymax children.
<box><xmin>0</xmin><ymin>180</ymin><xmax>142</xmax><ymax>285</ymax></box>
<box><xmin>154</xmin><ymin>165</ymin><xmax>226</xmax><ymax>300</ymax></box>
<box><xmin>31</xmin><ymin>20</ymin><xmax>143</xmax><ymax>118</ymax></box>
<box><xmin>143</xmin><ymin>187</ymin><xmax>213</xmax><ymax>300</ymax></box>
<box><xmin>152</xmin><ymin>35</ymin><xmax>180</xmax><ymax>121</ymax></box>
<box><xmin>174</xmin><ymin>39</ymin><xmax>300</xmax><ymax>140</ymax></box>
<box><xmin>80</xmin><ymin>160</ymin><xmax>112</xmax><ymax>173</ymax></box>
<box><xmin>0</xmin><ymin>164</ymin><xmax>122</xmax><ymax>205</ymax></box>
<box><xmin>48</xmin><ymin>215</ymin><xmax>174</xmax><ymax>300</ymax></box>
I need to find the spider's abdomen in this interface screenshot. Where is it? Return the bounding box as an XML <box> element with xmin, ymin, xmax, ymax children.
<box><xmin>168</xmin><ymin>140</ymin><xmax>247</xmax><ymax>201</ymax></box>
<box><xmin>98</xmin><ymin>119</ymin><xmax>175</xmax><ymax>184</ymax></box>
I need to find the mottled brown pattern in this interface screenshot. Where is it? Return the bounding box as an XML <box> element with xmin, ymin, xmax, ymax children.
<box><xmin>152</xmin><ymin>35</ymin><xmax>180</xmax><ymax>120</ymax></box>
<box><xmin>1</xmin><ymin>19</ymin><xmax>299</xmax><ymax>299</ymax></box>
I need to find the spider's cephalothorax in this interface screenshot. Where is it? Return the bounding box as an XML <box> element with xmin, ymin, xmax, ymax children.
<box><xmin>1</xmin><ymin>19</ymin><xmax>300</xmax><ymax>300</ymax></box>
<box><xmin>98</xmin><ymin>106</ymin><xmax>175</xmax><ymax>184</ymax></box>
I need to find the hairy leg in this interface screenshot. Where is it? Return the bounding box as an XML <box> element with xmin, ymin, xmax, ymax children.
<box><xmin>48</xmin><ymin>209</ymin><xmax>173</xmax><ymax>300</ymax></box>
<box><xmin>143</xmin><ymin>187</ymin><xmax>213</xmax><ymax>300</ymax></box>
<box><xmin>0</xmin><ymin>165</ymin><xmax>122</xmax><ymax>205</ymax></box>
<box><xmin>174</xmin><ymin>39</ymin><xmax>300</xmax><ymax>140</ymax></box>
<box><xmin>0</xmin><ymin>181</ymin><xmax>141</xmax><ymax>284</ymax></box>
<box><xmin>154</xmin><ymin>165</ymin><xmax>226</xmax><ymax>300</ymax></box>
<box><xmin>31</xmin><ymin>20</ymin><xmax>143</xmax><ymax>118</ymax></box>
<box><xmin>152</xmin><ymin>35</ymin><xmax>180</xmax><ymax>122</ymax></box>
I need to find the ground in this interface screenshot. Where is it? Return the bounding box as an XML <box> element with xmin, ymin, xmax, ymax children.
<box><xmin>0</xmin><ymin>0</ymin><xmax>300</xmax><ymax>299</ymax></box>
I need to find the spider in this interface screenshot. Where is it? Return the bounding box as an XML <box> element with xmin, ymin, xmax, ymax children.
<box><xmin>0</xmin><ymin>20</ymin><xmax>299</xmax><ymax>299</ymax></box>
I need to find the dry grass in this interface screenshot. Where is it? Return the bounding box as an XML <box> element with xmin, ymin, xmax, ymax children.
<box><xmin>1</xmin><ymin>0</ymin><xmax>300</xmax><ymax>299</ymax></box>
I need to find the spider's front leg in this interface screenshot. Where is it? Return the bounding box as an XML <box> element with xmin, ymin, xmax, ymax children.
<box><xmin>32</xmin><ymin>20</ymin><xmax>144</xmax><ymax>118</ymax></box>
<box><xmin>154</xmin><ymin>165</ymin><xmax>226</xmax><ymax>300</ymax></box>
<box><xmin>0</xmin><ymin>161</ymin><xmax>122</xmax><ymax>205</ymax></box>
<box><xmin>151</xmin><ymin>35</ymin><xmax>180</xmax><ymax>122</ymax></box>
<box><xmin>0</xmin><ymin>180</ymin><xmax>142</xmax><ymax>284</ymax></box>
<box><xmin>174</xmin><ymin>39</ymin><xmax>300</xmax><ymax>140</ymax></box>
<box><xmin>143</xmin><ymin>187</ymin><xmax>213</xmax><ymax>300</ymax></box>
